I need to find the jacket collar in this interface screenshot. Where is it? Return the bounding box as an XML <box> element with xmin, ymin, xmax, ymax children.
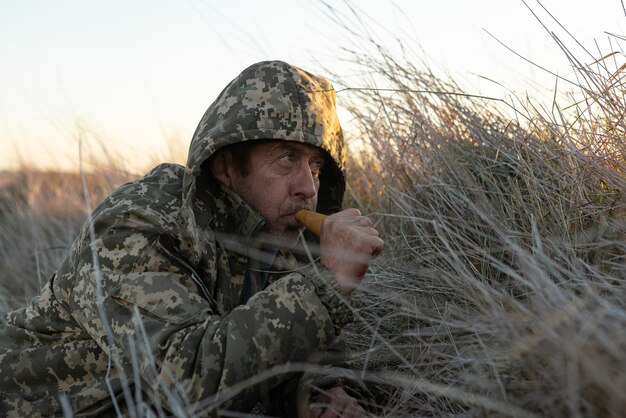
<box><xmin>197</xmin><ymin>182</ymin><xmax>266</xmax><ymax>242</ymax></box>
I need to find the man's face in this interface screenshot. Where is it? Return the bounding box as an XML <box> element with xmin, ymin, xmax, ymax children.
<box><xmin>220</xmin><ymin>140</ymin><xmax>326</xmax><ymax>244</ymax></box>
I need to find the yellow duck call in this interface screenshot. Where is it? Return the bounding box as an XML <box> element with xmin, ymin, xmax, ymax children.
<box><xmin>294</xmin><ymin>209</ymin><xmax>327</xmax><ymax>238</ymax></box>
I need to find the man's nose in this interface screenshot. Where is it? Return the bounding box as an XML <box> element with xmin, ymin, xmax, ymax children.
<box><xmin>291</xmin><ymin>163</ymin><xmax>318</xmax><ymax>199</ymax></box>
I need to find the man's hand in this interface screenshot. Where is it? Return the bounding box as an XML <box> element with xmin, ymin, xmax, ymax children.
<box><xmin>320</xmin><ymin>208</ymin><xmax>384</xmax><ymax>294</ymax></box>
<box><xmin>304</xmin><ymin>386</ymin><xmax>368</xmax><ymax>418</ymax></box>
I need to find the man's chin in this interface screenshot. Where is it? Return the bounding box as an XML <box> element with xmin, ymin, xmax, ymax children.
<box><xmin>277</xmin><ymin>227</ymin><xmax>304</xmax><ymax>248</ymax></box>
<box><xmin>259</xmin><ymin>226</ymin><xmax>303</xmax><ymax>249</ymax></box>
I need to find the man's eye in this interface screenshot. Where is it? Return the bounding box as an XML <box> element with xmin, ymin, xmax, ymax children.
<box><xmin>310</xmin><ymin>160</ymin><xmax>324</xmax><ymax>175</ymax></box>
<box><xmin>279</xmin><ymin>152</ymin><xmax>296</xmax><ymax>163</ymax></box>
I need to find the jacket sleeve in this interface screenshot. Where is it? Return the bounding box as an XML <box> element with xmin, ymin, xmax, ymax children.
<box><xmin>68</xmin><ymin>213</ymin><xmax>353</xmax><ymax>413</ymax></box>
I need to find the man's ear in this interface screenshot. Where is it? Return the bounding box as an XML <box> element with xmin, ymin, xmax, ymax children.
<box><xmin>209</xmin><ymin>149</ymin><xmax>233</xmax><ymax>188</ymax></box>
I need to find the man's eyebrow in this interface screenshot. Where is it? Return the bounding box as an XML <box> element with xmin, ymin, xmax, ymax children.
<box><xmin>274</xmin><ymin>143</ymin><xmax>302</xmax><ymax>152</ymax></box>
<box><xmin>274</xmin><ymin>142</ymin><xmax>326</xmax><ymax>159</ymax></box>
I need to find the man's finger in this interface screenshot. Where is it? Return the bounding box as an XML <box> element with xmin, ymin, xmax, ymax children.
<box><xmin>346</xmin><ymin>400</ymin><xmax>368</xmax><ymax>418</ymax></box>
<box><xmin>363</xmin><ymin>235</ymin><xmax>385</xmax><ymax>256</ymax></box>
<box><xmin>335</xmin><ymin>208</ymin><xmax>361</xmax><ymax>218</ymax></box>
<box><xmin>320</xmin><ymin>404</ymin><xmax>343</xmax><ymax>418</ymax></box>
<box><xmin>349</xmin><ymin>216</ymin><xmax>373</xmax><ymax>227</ymax></box>
<box><xmin>307</xmin><ymin>400</ymin><xmax>327</xmax><ymax>418</ymax></box>
<box><xmin>355</xmin><ymin>226</ymin><xmax>380</xmax><ymax>237</ymax></box>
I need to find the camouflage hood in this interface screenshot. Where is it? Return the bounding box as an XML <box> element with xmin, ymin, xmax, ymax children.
<box><xmin>182</xmin><ymin>60</ymin><xmax>347</xmax><ymax>225</ymax></box>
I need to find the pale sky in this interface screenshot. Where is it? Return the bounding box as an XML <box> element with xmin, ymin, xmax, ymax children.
<box><xmin>1</xmin><ymin>0</ymin><xmax>624</xmax><ymax>171</ymax></box>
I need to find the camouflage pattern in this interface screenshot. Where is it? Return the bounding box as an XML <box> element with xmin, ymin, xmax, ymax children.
<box><xmin>0</xmin><ymin>61</ymin><xmax>353</xmax><ymax>416</ymax></box>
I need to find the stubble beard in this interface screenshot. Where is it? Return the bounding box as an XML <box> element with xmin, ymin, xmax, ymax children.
<box><xmin>262</xmin><ymin>222</ymin><xmax>304</xmax><ymax>249</ymax></box>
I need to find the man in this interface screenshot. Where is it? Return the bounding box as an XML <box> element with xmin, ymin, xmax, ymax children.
<box><xmin>0</xmin><ymin>60</ymin><xmax>383</xmax><ymax>417</ymax></box>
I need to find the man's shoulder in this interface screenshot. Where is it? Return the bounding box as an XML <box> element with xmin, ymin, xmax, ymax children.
<box><xmin>143</xmin><ymin>163</ymin><xmax>186</xmax><ymax>184</ymax></box>
<box><xmin>93</xmin><ymin>163</ymin><xmax>186</xmax><ymax>222</ymax></box>
<box><xmin>110</xmin><ymin>163</ymin><xmax>183</xmax><ymax>198</ymax></box>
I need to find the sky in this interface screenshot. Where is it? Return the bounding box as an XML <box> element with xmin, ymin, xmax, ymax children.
<box><xmin>1</xmin><ymin>0</ymin><xmax>624</xmax><ymax>171</ymax></box>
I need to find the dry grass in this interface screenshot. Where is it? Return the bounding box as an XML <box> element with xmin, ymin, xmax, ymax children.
<box><xmin>0</xmin><ymin>169</ymin><xmax>132</xmax><ymax>312</ymax></box>
<box><xmin>335</xmin><ymin>17</ymin><xmax>625</xmax><ymax>418</ymax></box>
<box><xmin>1</xmin><ymin>6</ymin><xmax>625</xmax><ymax>417</ymax></box>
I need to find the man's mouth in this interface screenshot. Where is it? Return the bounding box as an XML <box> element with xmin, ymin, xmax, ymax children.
<box><xmin>287</xmin><ymin>206</ymin><xmax>310</xmax><ymax>217</ymax></box>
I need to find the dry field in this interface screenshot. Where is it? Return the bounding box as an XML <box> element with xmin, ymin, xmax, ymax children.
<box><xmin>1</xmin><ymin>14</ymin><xmax>625</xmax><ymax>418</ymax></box>
<box><xmin>0</xmin><ymin>169</ymin><xmax>132</xmax><ymax>312</ymax></box>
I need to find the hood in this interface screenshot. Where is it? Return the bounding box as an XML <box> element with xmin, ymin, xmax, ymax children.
<box><xmin>182</xmin><ymin>60</ymin><xmax>347</xmax><ymax>220</ymax></box>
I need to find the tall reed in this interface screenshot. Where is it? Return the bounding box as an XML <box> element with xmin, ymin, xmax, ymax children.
<box><xmin>339</xmin><ymin>24</ymin><xmax>625</xmax><ymax>417</ymax></box>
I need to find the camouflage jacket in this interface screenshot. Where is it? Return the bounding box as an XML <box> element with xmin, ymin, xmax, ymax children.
<box><xmin>0</xmin><ymin>61</ymin><xmax>353</xmax><ymax>417</ymax></box>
